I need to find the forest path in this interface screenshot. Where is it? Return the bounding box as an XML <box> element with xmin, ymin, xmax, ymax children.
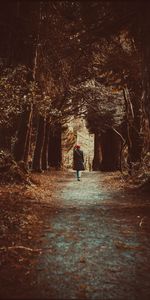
<box><xmin>0</xmin><ymin>171</ymin><xmax>150</xmax><ymax>300</ymax></box>
<box><xmin>32</xmin><ymin>171</ymin><xmax>150</xmax><ymax>300</ymax></box>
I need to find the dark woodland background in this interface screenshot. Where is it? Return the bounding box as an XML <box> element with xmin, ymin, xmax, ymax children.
<box><xmin>0</xmin><ymin>1</ymin><xmax>150</xmax><ymax>188</ymax></box>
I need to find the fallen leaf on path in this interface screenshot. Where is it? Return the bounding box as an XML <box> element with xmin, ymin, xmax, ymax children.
<box><xmin>79</xmin><ymin>256</ymin><xmax>86</xmax><ymax>263</ymax></box>
<box><xmin>79</xmin><ymin>284</ymin><xmax>87</xmax><ymax>290</ymax></box>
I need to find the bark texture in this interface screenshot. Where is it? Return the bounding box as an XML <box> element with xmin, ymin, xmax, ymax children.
<box><xmin>100</xmin><ymin>128</ymin><xmax>121</xmax><ymax>171</ymax></box>
<box><xmin>42</xmin><ymin>119</ymin><xmax>50</xmax><ymax>170</ymax></box>
<box><xmin>13</xmin><ymin>104</ymin><xmax>33</xmax><ymax>163</ymax></box>
<box><xmin>32</xmin><ymin>115</ymin><xmax>46</xmax><ymax>171</ymax></box>
<box><xmin>92</xmin><ymin>133</ymin><xmax>101</xmax><ymax>171</ymax></box>
<box><xmin>48</xmin><ymin>124</ymin><xmax>62</xmax><ymax>169</ymax></box>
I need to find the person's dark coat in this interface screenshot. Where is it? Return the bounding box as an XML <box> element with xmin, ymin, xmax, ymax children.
<box><xmin>73</xmin><ymin>148</ymin><xmax>85</xmax><ymax>171</ymax></box>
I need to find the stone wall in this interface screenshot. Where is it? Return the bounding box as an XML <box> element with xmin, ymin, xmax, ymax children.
<box><xmin>61</xmin><ymin>118</ymin><xmax>94</xmax><ymax>171</ymax></box>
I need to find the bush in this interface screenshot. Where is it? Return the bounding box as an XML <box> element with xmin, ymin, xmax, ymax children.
<box><xmin>0</xmin><ymin>150</ymin><xmax>29</xmax><ymax>184</ymax></box>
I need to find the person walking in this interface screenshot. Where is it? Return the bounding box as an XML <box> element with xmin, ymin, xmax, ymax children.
<box><xmin>73</xmin><ymin>144</ymin><xmax>85</xmax><ymax>181</ymax></box>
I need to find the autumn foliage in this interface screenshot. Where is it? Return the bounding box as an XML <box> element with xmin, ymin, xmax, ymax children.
<box><xmin>0</xmin><ymin>1</ymin><xmax>149</xmax><ymax>186</ymax></box>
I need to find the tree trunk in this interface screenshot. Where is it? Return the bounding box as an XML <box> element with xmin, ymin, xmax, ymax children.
<box><xmin>13</xmin><ymin>104</ymin><xmax>32</xmax><ymax>162</ymax></box>
<box><xmin>24</xmin><ymin>109</ymin><xmax>33</xmax><ymax>165</ymax></box>
<box><xmin>130</xmin><ymin>3</ymin><xmax>150</xmax><ymax>169</ymax></box>
<box><xmin>139</xmin><ymin>4</ymin><xmax>150</xmax><ymax>123</ymax></box>
<box><xmin>0</xmin><ymin>128</ymin><xmax>12</xmax><ymax>151</ymax></box>
<box><xmin>129</xmin><ymin>87</ymin><xmax>143</xmax><ymax>163</ymax></box>
<box><xmin>100</xmin><ymin>128</ymin><xmax>121</xmax><ymax>171</ymax></box>
<box><xmin>123</xmin><ymin>84</ymin><xmax>144</xmax><ymax>175</ymax></box>
<box><xmin>48</xmin><ymin>124</ymin><xmax>62</xmax><ymax>169</ymax></box>
<box><xmin>42</xmin><ymin>119</ymin><xmax>50</xmax><ymax>170</ymax></box>
<box><xmin>32</xmin><ymin>115</ymin><xmax>46</xmax><ymax>171</ymax></box>
<box><xmin>92</xmin><ymin>133</ymin><xmax>101</xmax><ymax>170</ymax></box>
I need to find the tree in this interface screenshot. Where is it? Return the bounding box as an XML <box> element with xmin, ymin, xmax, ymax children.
<box><xmin>0</xmin><ymin>1</ymin><xmax>149</xmax><ymax>181</ymax></box>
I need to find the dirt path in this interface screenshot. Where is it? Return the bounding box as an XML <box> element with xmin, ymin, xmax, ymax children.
<box><xmin>0</xmin><ymin>171</ymin><xmax>150</xmax><ymax>300</ymax></box>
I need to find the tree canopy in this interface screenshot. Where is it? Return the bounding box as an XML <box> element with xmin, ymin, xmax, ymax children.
<box><xmin>0</xmin><ymin>1</ymin><xmax>150</xmax><ymax>180</ymax></box>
